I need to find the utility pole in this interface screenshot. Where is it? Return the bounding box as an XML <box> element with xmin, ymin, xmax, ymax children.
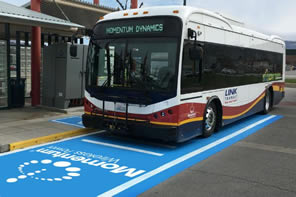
<box><xmin>184</xmin><ymin>0</ymin><xmax>186</xmax><ymax>6</ymax></box>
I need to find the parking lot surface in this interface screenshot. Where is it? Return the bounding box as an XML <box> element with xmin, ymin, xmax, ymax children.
<box><xmin>140</xmin><ymin>88</ymin><xmax>296</xmax><ymax>197</ymax></box>
<box><xmin>0</xmin><ymin>88</ymin><xmax>295</xmax><ymax>197</ymax></box>
<box><xmin>0</xmin><ymin>114</ymin><xmax>281</xmax><ymax>197</ymax></box>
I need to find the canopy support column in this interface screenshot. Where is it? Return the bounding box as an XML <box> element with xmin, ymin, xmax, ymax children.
<box><xmin>31</xmin><ymin>0</ymin><xmax>41</xmax><ymax>106</ymax></box>
<box><xmin>131</xmin><ymin>0</ymin><xmax>137</xmax><ymax>9</ymax></box>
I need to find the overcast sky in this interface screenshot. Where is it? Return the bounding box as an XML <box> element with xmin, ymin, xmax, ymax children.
<box><xmin>2</xmin><ymin>0</ymin><xmax>296</xmax><ymax>40</ymax></box>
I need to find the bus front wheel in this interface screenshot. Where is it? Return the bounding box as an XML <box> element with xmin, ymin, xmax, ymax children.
<box><xmin>202</xmin><ymin>102</ymin><xmax>218</xmax><ymax>137</ymax></box>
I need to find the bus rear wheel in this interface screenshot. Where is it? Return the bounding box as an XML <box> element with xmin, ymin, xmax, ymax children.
<box><xmin>262</xmin><ymin>89</ymin><xmax>272</xmax><ymax>114</ymax></box>
<box><xmin>202</xmin><ymin>102</ymin><xmax>217</xmax><ymax>137</ymax></box>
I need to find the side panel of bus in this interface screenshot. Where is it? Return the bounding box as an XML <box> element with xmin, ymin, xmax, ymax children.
<box><xmin>177</xmin><ymin>13</ymin><xmax>285</xmax><ymax>141</ymax></box>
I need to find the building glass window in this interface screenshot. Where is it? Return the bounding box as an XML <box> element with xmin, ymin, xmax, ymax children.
<box><xmin>0</xmin><ymin>23</ymin><xmax>8</xmax><ymax>107</ymax></box>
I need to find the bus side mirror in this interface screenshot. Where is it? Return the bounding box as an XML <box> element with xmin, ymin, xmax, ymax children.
<box><xmin>188</xmin><ymin>28</ymin><xmax>196</xmax><ymax>39</ymax></box>
<box><xmin>189</xmin><ymin>47</ymin><xmax>202</xmax><ymax>60</ymax></box>
<box><xmin>70</xmin><ymin>44</ymin><xmax>77</xmax><ymax>57</ymax></box>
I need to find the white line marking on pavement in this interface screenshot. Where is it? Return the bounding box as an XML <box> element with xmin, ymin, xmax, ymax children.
<box><xmin>105</xmin><ymin>135</ymin><xmax>176</xmax><ymax>149</ymax></box>
<box><xmin>81</xmin><ymin>139</ymin><xmax>164</xmax><ymax>157</ymax></box>
<box><xmin>97</xmin><ymin>115</ymin><xmax>276</xmax><ymax>197</ymax></box>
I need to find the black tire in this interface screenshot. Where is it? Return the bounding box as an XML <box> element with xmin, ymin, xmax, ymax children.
<box><xmin>202</xmin><ymin>102</ymin><xmax>218</xmax><ymax>137</ymax></box>
<box><xmin>262</xmin><ymin>89</ymin><xmax>272</xmax><ymax>114</ymax></box>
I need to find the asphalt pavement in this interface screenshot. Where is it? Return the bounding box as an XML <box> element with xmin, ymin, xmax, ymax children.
<box><xmin>0</xmin><ymin>88</ymin><xmax>295</xmax><ymax>196</ymax></box>
<box><xmin>286</xmin><ymin>70</ymin><xmax>296</xmax><ymax>79</ymax></box>
<box><xmin>140</xmin><ymin>87</ymin><xmax>296</xmax><ymax>197</ymax></box>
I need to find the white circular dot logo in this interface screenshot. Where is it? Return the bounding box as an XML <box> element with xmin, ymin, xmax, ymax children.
<box><xmin>53</xmin><ymin>161</ymin><xmax>71</xmax><ymax>168</ymax></box>
<box><xmin>68</xmin><ymin>173</ymin><xmax>80</xmax><ymax>177</ymax></box>
<box><xmin>63</xmin><ymin>176</ymin><xmax>72</xmax><ymax>180</ymax></box>
<box><xmin>6</xmin><ymin>178</ymin><xmax>18</xmax><ymax>183</ymax></box>
<box><xmin>30</xmin><ymin>160</ymin><xmax>38</xmax><ymax>164</ymax></box>
<box><xmin>6</xmin><ymin>159</ymin><xmax>82</xmax><ymax>183</ymax></box>
<box><xmin>66</xmin><ymin>167</ymin><xmax>81</xmax><ymax>172</ymax></box>
<box><xmin>41</xmin><ymin>159</ymin><xmax>52</xmax><ymax>164</ymax></box>
<box><xmin>18</xmin><ymin>175</ymin><xmax>27</xmax><ymax>179</ymax></box>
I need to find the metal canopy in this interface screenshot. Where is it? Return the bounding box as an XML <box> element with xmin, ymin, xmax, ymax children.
<box><xmin>23</xmin><ymin>0</ymin><xmax>116</xmax><ymax>30</ymax></box>
<box><xmin>0</xmin><ymin>0</ymin><xmax>84</xmax><ymax>31</ymax></box>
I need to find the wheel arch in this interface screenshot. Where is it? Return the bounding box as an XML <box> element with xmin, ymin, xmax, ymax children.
<box><xmin>266</xmin><ymin>85</ymin><xmax>274</xmax><ymax>107</ymax></box>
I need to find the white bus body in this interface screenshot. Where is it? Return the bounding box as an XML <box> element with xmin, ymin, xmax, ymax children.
<box><xmin>83</xmin><ymin>6</ymin><xmax>285</xmax><ymax>142</ymax></box>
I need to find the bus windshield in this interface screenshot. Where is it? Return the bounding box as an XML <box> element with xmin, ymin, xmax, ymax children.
<box><xmin>87</xmin><ymin>37</ymin><xmax>178</xmax><ymax>92</ymax></box>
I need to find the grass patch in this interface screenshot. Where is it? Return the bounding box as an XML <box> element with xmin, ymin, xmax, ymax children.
<box><xmin>286</xmin><ymin>78</ymin><xmax>296</xmax><ymax>83</ymax></box>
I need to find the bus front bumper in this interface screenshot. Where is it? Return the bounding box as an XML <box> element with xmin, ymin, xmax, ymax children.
<box><xmin>82</xmin><ymin>114</ymin><xmax>179</xmax><ymax>142</ymax></box>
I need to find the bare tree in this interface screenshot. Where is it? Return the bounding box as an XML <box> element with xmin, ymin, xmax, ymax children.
<box><xmin>115</xmin><ymin>0</ymin><xmax>128</xmax><ymax>10</ymax></box>
<box><xmin>115</xmin><ymin>0</ymin><xmax>143</xmax><ymax>10</ymax></box>
<box><xmin>125</xmin><ymin>0</ymin><xmax>128</xmax><ymax>9</ymax></box>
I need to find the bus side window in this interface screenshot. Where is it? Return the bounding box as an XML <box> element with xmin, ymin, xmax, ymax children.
<box><xmin>181</xmin><ymin>41</ymin><xmax>203</xmax><ymax>94</ymax></box>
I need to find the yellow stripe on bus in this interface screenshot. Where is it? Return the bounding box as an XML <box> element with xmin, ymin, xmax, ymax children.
<box><xmin>222</xmin><ymin>93</ymin><xmax>265</xmax><ymax>120</ymax></box>
<box><xmin>85</xmin><ymin>111</ymin><xmax>203</xmax><ymax>127</ymax></box>
<box><xmin>150</xmin><ymin>117</ymin><xmax>203</xmax><ymax>127</ymax></box>
<box><xmin>85</xmin><ymin>111</ymin><xmax>147</xmax><ymax>122</ymax></box>
<box><xmin>272</xmin><ymin>85</ymin><xmax>284</xmax><ymax>92</ymax></box>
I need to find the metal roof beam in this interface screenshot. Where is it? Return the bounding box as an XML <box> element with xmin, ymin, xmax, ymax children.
<box><xmin>56</xmin><ymin>0</ymin><xmax>112</xmax><ymax>14</ymax></box>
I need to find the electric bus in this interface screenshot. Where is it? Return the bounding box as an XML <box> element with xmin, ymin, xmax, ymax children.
<box><xmin>82</xmin><ymin>6</ymin><xmax>285</xmax><ymax>142</ymax></box>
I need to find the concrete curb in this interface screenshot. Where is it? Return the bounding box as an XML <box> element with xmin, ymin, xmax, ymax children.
<box><xmin>0</xmin><ymin>144</ymin><xmax>9</xmax><ymax>153</ymax></box>
<box><xmin>36</xmin><ymin>105</ymin><xmax>84</xmax><ymax>114</ymax></box>
<box><xmin>2</xmin><ymin>128</ymin><xmax>95</xmax><ymax>153</ymax></box>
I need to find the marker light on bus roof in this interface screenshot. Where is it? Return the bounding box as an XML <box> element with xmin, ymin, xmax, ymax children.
<box><xmin>143</xmin><ymin>11</ymin><xmax>149</xmax><ymax>14</ymax></box>
<box><xmin>99</xmin><ymin>16</ymin><xmax>104</xmax><ymax>20</ymax></box>
<box><xmin>133</xmin><ymin>12</ymin><xmax>138</xmax><ymax>15</ymax></box>
<box><xmin>123</xmin><ymin>13</ymin><xmax>128</xmax><ymax>16</ymax></box>
<box><xmin>173</xmin><ymin>10</ymin><xmax>179</xmax><ymax>14</ymax></box>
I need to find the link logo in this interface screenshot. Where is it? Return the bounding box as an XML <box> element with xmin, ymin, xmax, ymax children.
<box><xmin>225</xmin><ymin>88</ymin><xmax>238</xmax><ymax>104</ymax></box>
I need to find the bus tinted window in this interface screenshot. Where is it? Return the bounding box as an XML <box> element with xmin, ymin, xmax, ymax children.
<box><xmin>87</xmin><ymin>37</ymin><xmax>179</xmax><ymax>92</ymax></box>
<box><xmin>181</xmin><ymin>41</ymin><xmax>283</xmax><ymax>94</ymax></box>
<box><xmin>181</xmin><ymin>41</ymin><xmax>203</xmax><ymax>93</ymax></box>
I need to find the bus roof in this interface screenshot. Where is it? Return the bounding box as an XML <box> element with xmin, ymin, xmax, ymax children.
<box><xmin>98</xmin><ymin>6</ymin><xmax>285</xmax><ymax>45</ymax></box>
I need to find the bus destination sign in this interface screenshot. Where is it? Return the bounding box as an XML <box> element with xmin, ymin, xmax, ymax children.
<box><xmin>94</xmin><ymin>17</ymin><xmax>182</xmax><ymax>39</ymax></box>
<box><xmin>106</xmin><ymin>23</ymin><xmax>164</xmax><ymax>35</ymax></box>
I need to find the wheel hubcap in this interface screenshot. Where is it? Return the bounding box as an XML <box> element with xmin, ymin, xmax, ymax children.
<box><xmin>265</xmin><ymin>91</ymin><xmax>270</xmax><ymax>111</ymax></box>
<box><xmin>205</xmin><ymin>107</ymin><xmax>216</xmax><ymax>131</ymax></box>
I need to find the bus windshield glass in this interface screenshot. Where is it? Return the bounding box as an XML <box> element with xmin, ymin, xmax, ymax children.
<box><xmin>86</xmin><ymin>16</ymin><xmax>182</xmax><ymax>94</ymax></box>
<box><xmin>87</xmin><ymin>37</ymin><xmax>178</xmax><ymax>91</ymax></box>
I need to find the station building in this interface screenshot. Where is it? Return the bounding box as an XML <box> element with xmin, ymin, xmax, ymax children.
<box><xmin>0</xmin><ymin>0</ymin><xmax>120</xmax><ymax>109</ymax></box>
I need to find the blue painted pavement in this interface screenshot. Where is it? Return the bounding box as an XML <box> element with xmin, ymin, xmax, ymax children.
<box><xmin>0</xmin><ymin>114</ymin><xmax>281</xmax><ymax>197</ymax></box>
<box><xmin>51</xmin><ymin>116</ymin><xmax>84</xmax><ymax>128</ymax></box>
